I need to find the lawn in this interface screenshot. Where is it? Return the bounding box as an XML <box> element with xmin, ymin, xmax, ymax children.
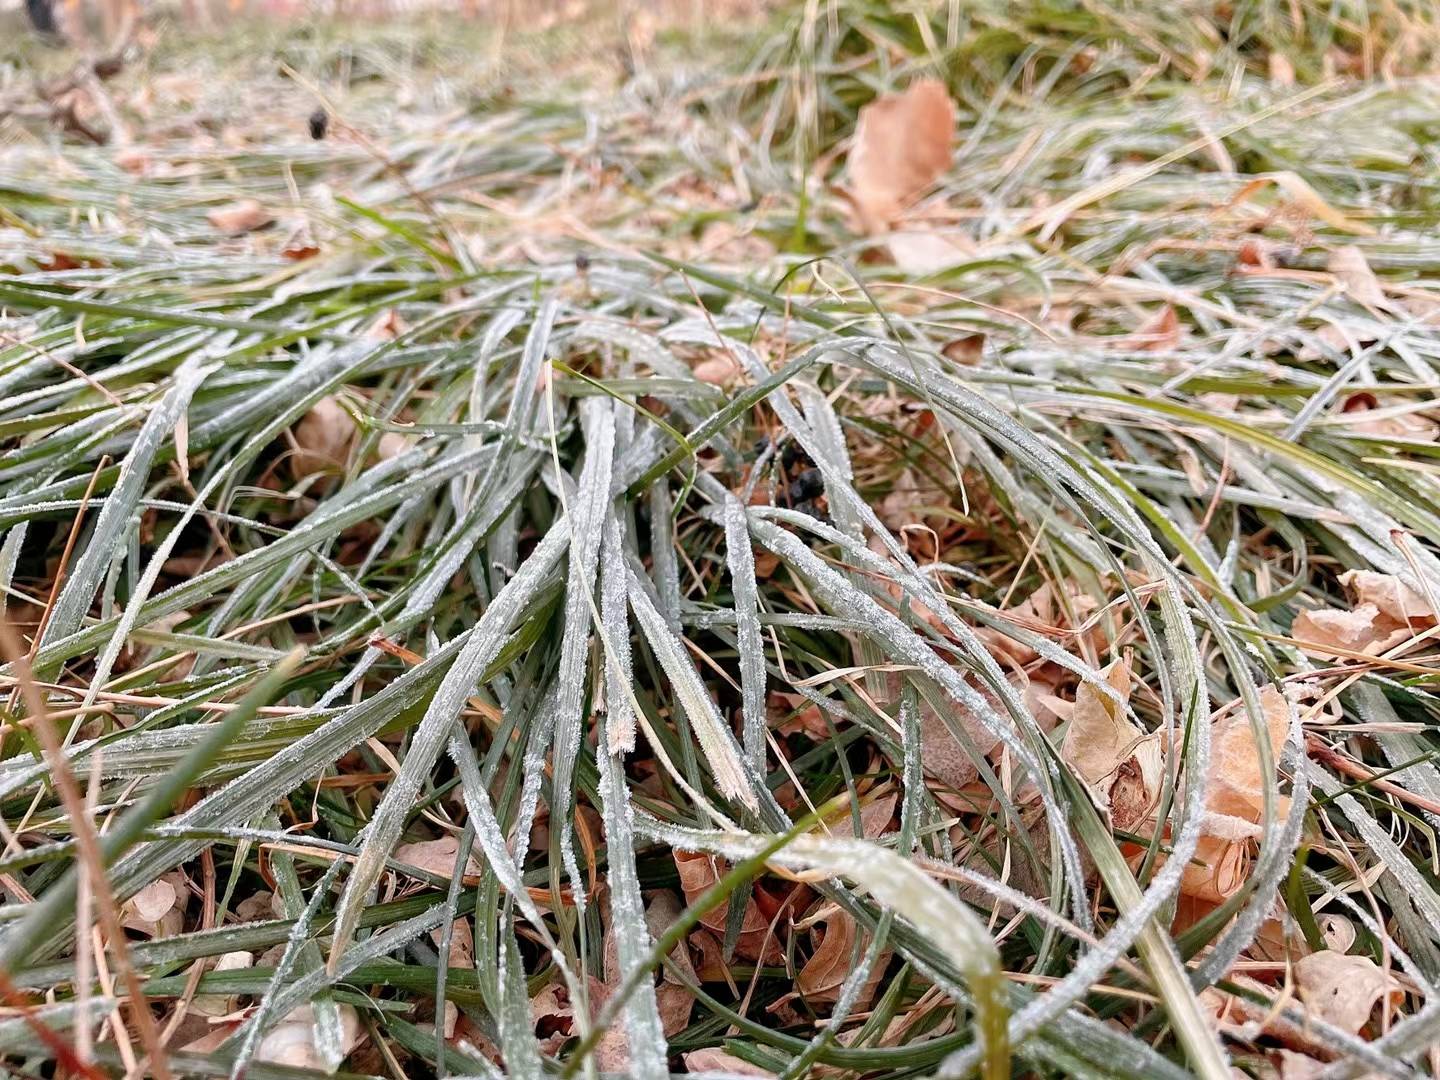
<box><xmin>0</xmin><ymin>2</ymin><xmax>1438</xmax><ymax>1078</ymax></box>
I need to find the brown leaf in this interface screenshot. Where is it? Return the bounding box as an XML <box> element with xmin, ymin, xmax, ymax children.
<box><xmin>673</xmin><ymin>851</ymin><xmax>779</xmax><ymax>962</ymax></box>
<box><xmin>885</xmin><ymin>230</ymin><xmax>975</xmax><ymax>273</ymax></box>
<box><xmin>1207</xmin><ymin>685</ymin><xmax>1291</xmax><ymax>822</ymax></box>
<box><xmin>1128</xmin><ymin>305</ymin><xmax>1181</xmax><ymax>351</ymax></box>
<box><xmin>693</xmin><ymin>352</ymin><xmax>741</xmax><ymax>386</ymax></box>
<box><xmin>1290</xmin><ymin>604</ymin><xmax>1407</xmax><ymax>658</ymax></box>
<box><xmin>1295</xmin><ymin>951</ymin><xmax>1405</xmax><ymax>1035</ymax></box>
<box><xmin>1061</xmin><ymin>657</ymin><xmax>1163</xmax><ymax>831</ymax></box>
<box><xmin>207</xmin><ymin>198</ymin><xmax>274</xmax><ymax>234</ymax></box>
<box><xmin>1339</xmin><ymin>394</ymin><xmax>1438</xmax><ymax>441</ymax></box>
<box><xmin>941</xmin><ymin>333</ymin><xmax>986</xmax><ymax>366</ymax></box>
<box><xmin>1328</xmin><ymin>246</ymin><xmax>1389</xmax><ymax>310</ymax></box>
<box><xmin>1268</xmin><ymin>52</ymin><xmax>1297</xmax><ymax>86</ymax></box>
<box><xmin>1178</xmin><ymin>687</ymin><xmax>1291</xmax><ymax>902</ymax></box>
<box><xmin>122</xmin><ymin>873</ymin><xmax>187</xmax><ymax>937</ymax></box>
<box><xmin>192</xmin><ymin>950</ymin><xmax>254</xmax><ymax>1018</ymax></box>
<box><xmin>395</xmin><ymin>836</ymin><xmax>482</xmax><ymax>882</ymax></box>
<box><xmin>1340</xmin><ymin>569</ymin><xmax>1437</xmax><ymax>624</ymax></box>
<box><xmin>796</xmin><ymin>903</ymin><xmax>889</xmax><ymax>1006</ymax></box>
<box><xmin>682</xmin><ymin>1048</ymin><xmax>776</xmax><ymax>1076</ymax></box>
<box><xmin>290</xmin><ymin>396</ymin><xmax>356</xmax><ymax>478</ymax></box>
<box><xmin>656</xmin><ymin>981</ymin><xmax>694</xmax><ymax>1038</ymax></box>
<box><xmin>846</xmin><ymin>79</ymin><xmax>955</xmax><ymax>232</ymax></box>
<box><xmin>256</xmin><ymin>1004</ymin><xmax>362</xmax><ymax>1069</ymax></box>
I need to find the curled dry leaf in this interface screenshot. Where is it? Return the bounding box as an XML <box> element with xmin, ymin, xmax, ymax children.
<box><xmin>1290</xmin><ymin>569</ymin><xmax>1434</xmax><ymax>658</ymax></box>
<box><xmin>1268</xmin><ymin>51</ymin><xmax>1297</xmax><ymax>86</ymax></box>
<box><xmin>796</xmin><ymin>901</ymin><xmax>890</xmax><ymax>1006</ymax></box>
<box><xmin>192</xmin><ymin>950</ymin><xmax>253</xmax><ymax>1018</ymax></box>
<box><xmin>290</xmin><ymin>396</ymin><xmax>356</xmax><ymax>479</ymax></box>
<box><xmin>376</xmin><ymin>431</ymin><xmax>412</xmax><ymax>462</ymax></box>
<box><xmin>256</xmin><ymin>1004</ymin><xmax>362</xmax><ymax>1070</ymax></box>
<box><xmin>207</xmin><ymin>198</ymin><xmax>274</xmax><ymax>235</ymax></box>
<box><xmin>673</xmin><ymin>850</ymin><xmax>781</xmax><ymax>962</ymax></box>
<box><xmin>122</xmin><ymin>873</ymin><xmax>187</xmax><ymax>937</ymax></box>
<box><xmin>1327</xmin><ymin>246</ymin><xmax>1391</xmax><ymax>311</ymax></box>
<box><xmin>846</xmin><ymin>78</ymin><xmax>955</xmax><ymax>233</ymax></box>
<box><xmin>885</xmin><ymin>230</ymin><xmax>975</xmax><ymax>273</ymax></box>
<box><xmin>395</xmin><ymin>835</ymin><xmax>483</xmax><ymax>882</ymax></box>
<box><xmin>1125</xmin><ymin>305</ymin><xmax>1182</xmax><ymax>352</ymax></box>
<box><xmin>1061</xmin><ymin>657</ymin><xmax>1162</xmax><ymax>832</ymax></box>
<box><xmin>1295</xmin><ymin>951</ymin><xmax>1406</xmax><ymax>1035</ymax></box>
<box><xmin>1340</xmin><ymin>569</ymin><xmax>1437</xmax><ymax>623</ymax></box>
<box><xmin>1179</xmin><ymin>686</ymin><xmax>1290</xmax><ymax>903</ymax></box>
<box><xmin>682</xmin><ymin>1047</ymin><xmax>776</xmax><ymax>1076</ymax></box>
<box><xmin>430</xmin><ymin>915</ymin><xmax>474</xmax><ymax>1038</ymax></box>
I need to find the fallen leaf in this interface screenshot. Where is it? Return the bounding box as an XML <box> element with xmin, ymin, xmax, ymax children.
<box><xmin>1339</xmin><ymin>394</ymin><xmax>1439</xmax><ymax>441</ymax></box>
<box><xmin>395</xmin><ymin>835</ymin><xmax>482</xmax><ymax>881</ymax></box>
<box><xmin>1339</xmin><ymin>569</ymin><xmax>1437</xmax><ymax>623</ymax></box>
<box><xmin>1290</xmin><ymin>603</ymin><xmax>1407</xmax><ymax>658</ymax></box>
<box><xmin>1236</xmin><ymin>237</ymin><xmax>1276</xmax><ymax>271</ymax></box>
<box><xmin>1328</xmin><ymin>246</ymin><xmax>1390</xmax><ymax>310</ymax></box>
<box><xmin>256</xmin><ymin>1004</ymin><xmax>362</xmax><ymax>1070</ymax></box>
<box><xmin>1127</xmin><ymin>305</ymin><xmax>1181</xmax><ymax>351</ymax></box>
<box><xmin>193</xmin><ymin>951</ymin><xmax>253</xmax><ymax>1018</ymax></box>
<box><xmin>673</xmin><ymin>850</ymin><xmax>780</xmax><ymax>962</ymax></box>
<box><xmin>1295</xmin><ymin>951</ymin><xmax>1405</xmax><ymax>1035</ymax></box>
<box><xmin>367</xmin><ymin>309</ymin><xmax>407</xmax><ymax>340</ymax></box>
<box><xmin>1178</xmin><ymin>687</ymin><xmax>1291</xmax><ymax>902</ymax></box>
<box><xmin>1268</xmin><ymin>52</ymin><xmax>1297</xmax><ymax>86</ymax></box>
<box><xmin>290</xmin><ymin>396</ymin><xmax>356</xmax><ymax>478</ymax></box>
<box><xmin>885</xmin><ymin>230</ymin><xmax>975</xmax><ymax>273</ymax></box>
<box><xmin>376</xmin><ymin>431</ymin><xmax>412</xmax><ymax>461</ymax></box>
<box><xmin>207</xmin><ymin>199</ymin><xmax>274</xmax><ymax>234</ymax></box>
<box><xmin>693</xmin><ymin>352</ymin><xmax>741</xmax><ymax>386</ymax></box>
<box><xmin>682</xmin><ymin>1048</ymin><xmax>776</xmax><ymax>1076</ymax></box>
<box><xmin>846</xmin><ymin>79</ymin><xmax>955</xmax><ymax>232</ymax></box>
<box><xmin>1061</xmin><ymin>657</ymin><xmax>1162</xmax><ymax>831</ymax></box>
<box><xmin>796</xmin><ymin>902</ymin><xmax>890</xmax><ymax>1006</ymax></box>
<box><xmin>1225</xmin><ymin>172</ymin><xmax>1373</xmax><ymax>236</ymax></box>
<box><xmin>123</xmin><ymin>873</ymin><xmax>187</xmax><ymax>937</ymax></box>
<box><xmin>941</xmin><ymin>333</ymin><xmax>985</xmax><ymax>366</ymax></box>
<box><xmin>130</xmin><ymin>878</ymin><xmax>176</xmax><ymax>923</ymax></box>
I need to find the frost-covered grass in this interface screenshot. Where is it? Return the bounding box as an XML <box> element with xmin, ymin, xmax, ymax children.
<box><xmin>1</xmin><ymin>2</ymin><xmax>1440</xmax><ymax>1078</ymax></box>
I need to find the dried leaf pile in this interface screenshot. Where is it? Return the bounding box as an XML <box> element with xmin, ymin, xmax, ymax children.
<box><xmin>1</xmin><ymin>2</ymin><xmax>1439</xmax><ymax>1078</ymax></box>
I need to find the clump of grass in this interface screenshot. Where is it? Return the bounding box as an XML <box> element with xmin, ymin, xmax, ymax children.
<box><xmin>0</xmin><ymin>3</ymin><xmax>1437</xmax><ymax>1079</ymax></box>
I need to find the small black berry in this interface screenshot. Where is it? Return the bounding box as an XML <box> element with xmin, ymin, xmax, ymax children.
<box><xmin>789</xmin><ymin>467</ymin><xmax>823</xmax><ymax>502</ymax></box>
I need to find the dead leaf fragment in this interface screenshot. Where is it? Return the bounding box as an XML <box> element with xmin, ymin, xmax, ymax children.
<box><xmin>1290</xmin><ymin>603</ymin><xmax>1407</xmax><ymax>658</ymax></box>
<box><xmin>290</xmin><ymin>396</ymin><xmax>356</xmax><ymax>478</ymax></box>
<box><xmin>1339</xmin><ymin>569</ymin><xmax>1436</xmax><ymax>623</ymax></box>
<box><xmin>797</xmin><ymin>903</ymin><xmax>889</xmax><ymax>1006</ymax></box>
<box><xmin>123</xmin><ymin>873</ymin><xmax>187</xmax><ymax>937</ymax></box>
<box><xmin>207</xmin><ymin>198</ymin><xmax>274</xmax><ymax>234</ymax></box>
<box><xmin>395</xmin><ymin>835</ymin><xmax>483</xmax><ymax>881</ymax></box>
<box><xmin>1178</xmin><ymin>686</ymin><xmax>1291</xmax><ymax>902</ymax></box>
<box><xmin>193</xmin><ymin>951</ymin><xmax>254</xmax><ymax>1018</ymax></box>
<box><xmin>673</xmin><ymin>851</ymin><xmax>781</xmax><ymax>962</ymax></box>
<box><xmin>1061</xmin><ymin>657</ymin><xmax>1162</xmax><ymax>831</ymax></box>
<box><xmin>256</xmin><ymin>1004</ymin><xmax>362</xmax><ymax>1070</ymax></box>
<box><xmin>682</xmin><ymin>1048</ymin><xmax>776</xmax><ymax>1076</ymax></box>
<box><xmin>1328</xmin><ymin>246</ymin><xmax>1389</xmax><ymax>310</ymax></box>
<box><xmin>1295</xmin><ymin>951</ymin><xmax>1405</xmax><ymax>1035</ymax></box>
<box><xmin>846</xmin><ymin>79</ymin><xmax>955</xmax><ymax>232</ymax></box>
<box><xmin>1268</xmin><ymin>52</ymin><xmax>1297</xmax><ymax>86</ymax></box>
